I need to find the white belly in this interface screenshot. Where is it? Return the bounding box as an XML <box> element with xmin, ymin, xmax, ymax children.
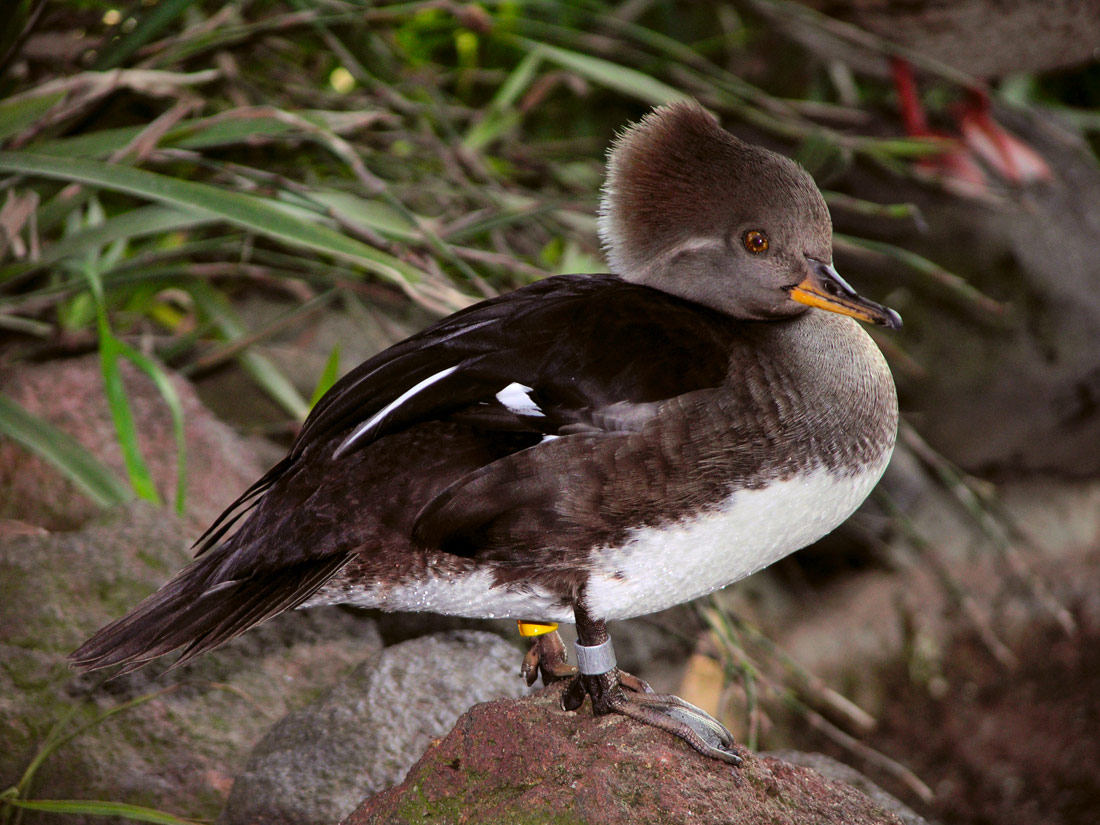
<box><xmin>585</xmin><ymin>461</ymin><xmax>888</xmax><ymax>620</ymax></box>
<box><xmin>305</xmin><ymin>457</ymin><xmax>890</xmax><ymax>623</ymax></box>
<box><xmin>318</xmin><ymin>566</ymin><xmax>573</xmax><ymax>621</ymax></box>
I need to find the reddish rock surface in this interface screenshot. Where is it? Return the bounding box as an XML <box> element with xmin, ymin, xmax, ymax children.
<box><xmin>345</xmin><ymin>685</ymin><xmax>906</xmax><ymax>825</ymax></box>
<box><xmin>0</xmin><ymin>354</ymin><xmax>268</xmax><ymax>531</ymax></box>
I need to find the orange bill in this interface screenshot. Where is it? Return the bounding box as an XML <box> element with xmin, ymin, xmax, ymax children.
<box><xmin>790</xmin><ymin>258</ymin><xmax>902</xmax><ymax>329</ymax></box>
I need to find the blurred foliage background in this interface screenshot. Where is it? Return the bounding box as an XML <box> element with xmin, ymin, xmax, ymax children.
<box><xmin>2</xmin><ymin>2</ymin><xmax>1100</xmax><ymax>822</ymax></box>
<box><xmin>2</xmin><ymin>0</ymin><xmax>1098</xmax><ymax>489</ymax></box>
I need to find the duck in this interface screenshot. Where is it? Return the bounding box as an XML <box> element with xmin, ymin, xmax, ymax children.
<box><xmin>70</xmin><ymin>100</ymin><xmax>901</xmax><ymax>765</ymax></box>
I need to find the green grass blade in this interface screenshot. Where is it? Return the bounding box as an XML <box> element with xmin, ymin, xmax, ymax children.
<box><xmin>834</xmin><ymin>233</ymin><xmax>1007</xmax><ymax>320</ymax></box>
<box><xmin>463</xmin><ymin>49</ymin><xmax>543</xmax><ymax>152</ymax></box>
<box><xmin>114</xmin><ymin>341</ymin><xmax>188</xmax><ymax>515</ymax></box>
<box><xmin>0</xmin><ymin>91</ymin><xmax>65</xmax><ymax>142</ymax></box>
<box><xmin>83</xmin><ymin>254</ymin><xmax>162</xmax><ymax>505</ymax></box>
<box><xmin>0</xmin><ymin>314</ymin><xmax>52</xmax><ymax>336</ymax></box>
<box><xmin>307</xmin><ymin>191</ymin><xmax>420</xmax><ymax>242</ymax></box>
<box><xmin>236</xmin><ymin>348</ymin><xmax>311</xmax><ymax>422</ymax></box>
<box><xmin>2</xmin><ymin>798</ymin><xmax>201</xmax><ymax>825</ymax></box>
<box><xmin>309</xmin><ymin>345</ymin><xmax>341</xmax><ymax>408</ymax></box>
<box><xmin>13</xmin><ymin>687</ymin><xmax>181</xmax><ymax>802</ymax></box>
<box><xmin>189</xmin><ymin>286</ymin><xmax>310</xmax><ymax>420</ymax></box>
<box><xmin>35</xmin><ymin>109</ymin><xmax>369</xmax><ymax>158</ymax></box>
<box><xmin>34</xmin><ymin>123</ymin><xmax>151</xmax><ymax>158</ymax></box>
<box><xmin>96</xmin><ymin>334</ymin><xmax>161</xmax><ymax>505</ymax></box>
<box><xmin>0</xmin><ymin>205</ymin><xmax>212</xmax><ymax>284</ymax></box>
<box><xmin>0</xmin><ymin>394</ymin><xmax>132</xmax><ymax>509</ymax></box>
<box><xmin>515</xmin><ymin>39</ymin><xmax>688</xmax><ymax>106</ymax></box>
<box><xmin>824</xmin><ymin>191</ymin><xmax>927</xmax><ymax>228</ymax></box>
<box><xmin>92</xmin><ymin>0</ymin><xmax>199</xmax><ymax>70</ymax></box>
<box><xmin>0</xmin><ymin>152</ymin><xmax>428</xmax><ymax>291</ymax></box>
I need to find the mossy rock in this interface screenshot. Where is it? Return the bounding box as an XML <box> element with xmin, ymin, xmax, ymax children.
<box><xmin>0</xmin><ymin>503</ymin><xmax>381</xmax><ymax>823</ymax></box>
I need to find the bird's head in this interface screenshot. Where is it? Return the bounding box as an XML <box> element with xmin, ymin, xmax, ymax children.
<box><xmin>598</xmin><ymin>101</ymin><xmax>900</xmax><ymax>328</ymax></box>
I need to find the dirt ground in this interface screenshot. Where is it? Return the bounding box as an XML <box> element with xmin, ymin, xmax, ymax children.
<box><xmin>800</xmin><ymin>556</ymin><xmax>1100</xmax><ymax>825</ymax></box>
<box><xmin>878</xmin><ymin>625</ymin><xmax>1100</xmax><ymax>824</ymax></box>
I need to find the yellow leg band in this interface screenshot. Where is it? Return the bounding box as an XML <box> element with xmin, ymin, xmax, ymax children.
<box><xmin>517</xmin><ymin>621</ymin><xmax>559</xmax><ymax>638</ymax></box>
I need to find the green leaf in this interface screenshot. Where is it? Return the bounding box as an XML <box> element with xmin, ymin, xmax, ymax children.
<box><xmin>309</xmin><ymin>345</ymin><xmax>341</xmax><ymax>408</ymax></box>
<box><xmin>0</xmin><ymin>152</ymin><xmax>428</xmax><ymax>292</ymax></box>
<box><xmin>2</xmin><ymin>797</ymin><xmax>202</xmax><ymax>825</ymax></box>
<box><xmin>516</xmin><ymin>39</ymin><xmax>688</xmax><ymax>106</ymax></box>
<box><xmin>0</xmin><ymin>91</ymin><xmax>66</xmax><ymax>142</ymax></box>
<box><xmin>0</xmin><ymin>393</ymin><xmax>132</xmax><ymax>509</ymax></box>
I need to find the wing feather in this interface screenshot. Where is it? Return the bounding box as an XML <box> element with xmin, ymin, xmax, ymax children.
<box><xmin>73</xmin><ymin>274</ymin><xmax>742</xmax><ymax>672</ymax></box>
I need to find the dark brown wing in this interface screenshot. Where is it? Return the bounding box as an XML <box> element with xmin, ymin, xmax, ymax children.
<box><xmin>70</xmin><ymin>275</ymin><xmax>739</xmax><ymax>671</ymax></box>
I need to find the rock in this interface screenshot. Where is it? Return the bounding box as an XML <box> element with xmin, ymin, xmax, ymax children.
<box><xmin>867</xmin><ymin>583</ymin><xmax>1100</xmax><ymax>825</ymax></box>
<box><xmin>368</xmin><ymin>609</ymin><xmax>698</xmax><ymax>695</ymax></box>
<box><xmin>345</xmin><ymin>685</ymin><xmax>907</xmax><ymax>825</ymax></box>
<box><xmin>0</xmin><ymin>354</ymin><xmax>269</xmax><ymax>531</ymax></box>
<box><xmin>0</xmin><ymin>503</ymin><xmax>382</xmax><ymax>823</ymax></box>
<box><xmin>830</xmin><ymin>105</ymin><xmax>1100</xmax><ymax>477</ymax></box>
<box><xmin>764</xmin><ymin>752</ymin><xmax>928</xmax><ymax>825</ymax></box>
<box><xmin>219</xmin><ymin>630</ymin><xmax>529</xmax><ymax>825</ymax></box>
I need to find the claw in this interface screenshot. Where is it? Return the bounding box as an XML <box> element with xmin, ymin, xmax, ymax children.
<box><xmin>618</xmin><ymin>670</ymin><xmax>654</xmax><ymax>694</ymax></box>
<box><xmin>611</xmin><ymin>687</ymin><xmax>741</xmax><ymax>765</ymax></box>
<box><xmin>629</xmin><ymin>693</ymin><xmax>740</xmax><ymax>761</ymax></box>
<box><xmin>520</xmin><ymin>643</ymin><xmax>542</xmax><ymax>686</ymax></box>
<box><xmin>562</xmin><ymin>607</ymin><xmax>741</xmax><ymax>765</ymax></box>
<box><xmin>562</xmin><ymin>676</ymin><xmax>587</xmax><ymax>711</ymax></box>
<box><xmin>521</xmin><ymin>629</ymin><xmax>577</xmax><ymax>686</ymax></box>
<box><xmin>560</xmin><ymin>666</ymin><xmax>742</xmax><ymax>765</ymax></box>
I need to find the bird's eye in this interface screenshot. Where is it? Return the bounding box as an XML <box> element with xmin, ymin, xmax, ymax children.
<box><xmin>743</xmin><ymin>230</ymin><xmax>769</xmax><ymax>254</ymax></box>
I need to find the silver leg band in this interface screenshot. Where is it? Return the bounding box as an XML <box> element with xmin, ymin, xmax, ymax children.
<box><xmin>574</xmin><ymin>637</ymin><xmax>616</xmax><ymax>675</ymax></box>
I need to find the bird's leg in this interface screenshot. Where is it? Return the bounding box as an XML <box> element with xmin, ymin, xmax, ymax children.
<box><xmin>518</xmin><ymin>622</ymin><xmax>576</xmax><ymax>686</ymax></box>
<box><xmin>561</xmin><ymin>603</ymin><xmax>742</xmax><ymax>766</ymax></box>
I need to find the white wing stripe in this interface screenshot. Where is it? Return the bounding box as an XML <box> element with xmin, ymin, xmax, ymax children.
<box><xmin>495</xmin><ymin>382</ymin><xmax>543</xmax><ymax>417</ymax></box>
<box><xmin>309</xmin><ymin>318</ymin><xmax>498</xmax><ymax>434</ymax></box>
<box><xmin>332</xmin><ymin>365</ymin><xmax>459</xmax><ymax>459</ymax></box>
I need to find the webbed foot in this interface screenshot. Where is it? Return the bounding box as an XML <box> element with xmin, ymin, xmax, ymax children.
<box><xmin>561</xmin><ymin>630</ymin><xmax>741</xmax><ymax>765</ymax></box>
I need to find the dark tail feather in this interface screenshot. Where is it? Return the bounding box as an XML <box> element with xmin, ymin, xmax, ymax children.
<box><xmin>69</xmin><ymin>549</ymin><xmax>349</xmax><ymax>674</ymax></box>
<box><xmin>191</xmin><ymin>456</ymin><xmax>293</xmax><ymax>558</ymax></box>
<box><xmin>169</xmin><ymin>556</ymin><xmax>348</xmax><ymax>670</ymax></box>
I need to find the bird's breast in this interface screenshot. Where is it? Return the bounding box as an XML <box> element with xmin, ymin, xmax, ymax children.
<box><xmin>582</xmin><ymin>447</ymin><xmax>892</xmax><ymax>620</ymax></box>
